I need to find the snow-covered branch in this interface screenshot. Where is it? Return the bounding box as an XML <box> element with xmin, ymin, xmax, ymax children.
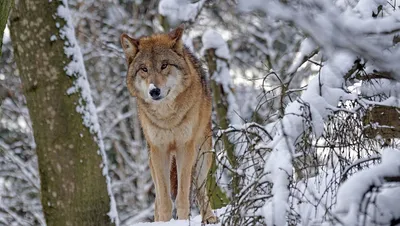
<box><xmin>333</xmin><ymin>148</ymin><xmax>400</xmax><ymax>226</ymax></box>
<box><xmin>239</xmin><ymin>0</ymin><xmax>400</xmax><ymax>80</ymax></box>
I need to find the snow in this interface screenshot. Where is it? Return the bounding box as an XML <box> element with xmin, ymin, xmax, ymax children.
<box><xmin>1</xmin><ymin>26</ymin><xmax>10</xmax><ymax>45</ymax></box>
<box><xmin>130</xmin><ymin>207</ymin><xmax>226</xmax><ymax>226</ymax></box>
<box><xmin>50</xmin><ymin>35</ymin><xmax>57</xmax><ymax>41</ymax></box>
<box><xmin>263</xmin><ymin>146</ymin><xmax>292</xmax><ymax>226</ymax></box>
<box><xmin>333</xmin><ymin>148</ymin><xmax>400</xmax><ymax>225</ymax></box>
<box><xmin>262</xmin><ymin>50</ymin><xmax>357</xmax><ymax>226</ymax></box>
<box><xmin>352</xmin><ymin>0</ymin><xmax>383</xmax><ymax>17</ymax></box>
<box><xmin>201</xmin><ymin>30</ymin><xmax>231</xmax><ymax>60</ymax></box>
<box><xmin>56</xmin><ymin>1</ymin><xmax>119</xmax><ymax>224</ymax></box>
<box><xmin>158</xmin><ymin>0</ymin><xmax>206</xmax><ymax>25</ymax></box>
<box><xmin>273</xmin><ymin>148</ymin><xmax>400</xmax><ymax>226</ymax></box>
<box><xmin>201</xmin><ymin>29</ymin><xmax>240</xmax><ymax>126</ymax></box>
<box><xmin>293</xmin><ymin>168</ymin><xmax>340</xmax><ymax>225</ymax></box>
<box><xmin>182</xmin><ymin>35</ymin><xmax>194</xmax><ymax>52</ymax></box>
<box><xmin>361</xmin><ymin>78</ymin><xmax>400</xmax><ymax>101</ymax></box>
<box><xmin>131</xmin><ymin>218</ymin><xmax>219</xmax><ymax>226</ymax></box>
<box><xmin>235</xmin><ymin>1</ymin><xmax>400</xmax><ymax>224</ymax></box>
<box><xmin>237</xmin><ymin>0</ymin><xmax>400</xmax><ymax>80</ymax></box>
<box><xmin>288</xmin><ymin>38</ymin><xmax>316</xmax><ymax>74</ymax></box>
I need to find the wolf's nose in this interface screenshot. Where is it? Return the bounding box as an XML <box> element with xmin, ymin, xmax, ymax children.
<box><xmin>149</xmin><ymin>87</ymin><xmax>161</xmax><ymax>99</ymax></box>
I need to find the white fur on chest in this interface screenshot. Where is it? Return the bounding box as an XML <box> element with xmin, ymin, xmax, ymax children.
<box><xmin>145</xmin><ymin>121</ymin><xmax>193</xmax><ymax>149</ymax></box>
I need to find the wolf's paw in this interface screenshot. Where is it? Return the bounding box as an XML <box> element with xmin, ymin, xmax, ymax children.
<box><xmin>202</xmin><ymin>215</ymin><xmax>219</xmax><ymax>224</ymax></box>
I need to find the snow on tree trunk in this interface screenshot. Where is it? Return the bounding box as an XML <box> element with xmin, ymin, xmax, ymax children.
<box><xmin>0</xmin><ymin>0</ymin><xmax>12</xmax><ymax>56</ymax></box>
<box><xmin>9</xmin><ymin>1</ymin><xmax>118</xmax><ymax>225</ymax></box>
<box><xmin>203</xmin><ymin>29</ymin><xmax>242</xmax><ymax>199</ymax></box>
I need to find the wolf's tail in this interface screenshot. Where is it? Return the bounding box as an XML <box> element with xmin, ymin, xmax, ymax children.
<box><xmin>170</xmin><ymin>156</ymin><xmax>177</xmax><ymax>201</ymax></box>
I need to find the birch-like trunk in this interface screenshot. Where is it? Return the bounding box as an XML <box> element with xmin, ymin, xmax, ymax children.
<box><xmin>9</xmin><ymin>1</ymin><xmax>114</xmax><ymax>225</ymax></box>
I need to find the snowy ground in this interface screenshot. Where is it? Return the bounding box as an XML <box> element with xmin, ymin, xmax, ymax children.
<box><xmin>132</xmin><ymin>218</ymin><xmax>218</xmax><ymax>226</ymax></box>
<box><xmin>131</xmin><ymin>208</ymin><xmax>226</xmax><ymax>226</ymax></box>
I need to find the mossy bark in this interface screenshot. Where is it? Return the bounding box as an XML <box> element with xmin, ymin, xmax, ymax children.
<box><xmin>206</xmin><ymin>154</ymin><xmax>230</xmax><ymax>209</ymax></box>
<box><xmin>9</xmin><ymin>1</ymin><xmax>114</xmax><ymax>226</ymax></box>
<box><xmin>205</xmin><ymin>49</ymin><xmax>239</xmax><ymax>203</ymax></box>
<box><xmin>205</xmin><ymin>50</ymin><xmax>237</xmax><ymax>169</ymax></box>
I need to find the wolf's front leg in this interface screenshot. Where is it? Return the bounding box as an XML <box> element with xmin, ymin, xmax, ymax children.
<box><xmin>175</xmin><ymin>140</ymin><xmax>196</xmax><ymax>220</ymax></box>
<box><xmin>149</xmin><ymin>146</ymin><xmax>173</xmax><ymax>221</ymax></box>
<box><xmin>149</xmin><ymin>158</ymin><xmax>159</xmax><ymax>221</ymax></box>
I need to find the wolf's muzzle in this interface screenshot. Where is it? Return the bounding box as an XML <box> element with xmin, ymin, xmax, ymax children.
<box><xmin>149</xmin><ymin>87</ymin><xmax>161</xmax><ymax>100</ymax></box>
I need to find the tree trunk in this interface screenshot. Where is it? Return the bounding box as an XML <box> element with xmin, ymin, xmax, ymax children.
<box><xmin>9</xmin><ymin>1</ymin><xmax>115</xmax><ymax>226</ymax></box>
<box><xmin>363</xmin><ymin>105</ymin><xmax>400</xmax><ymax>139</ymax></box>
<box><xmin>0</xmin><ymin>0</ymin><xmax>13</xmax><ymax>56</ymax></box>
<box><xmin>204</xmin><ymin>48</ymin><xmax>240</xmax><ymax>197</ymax></box>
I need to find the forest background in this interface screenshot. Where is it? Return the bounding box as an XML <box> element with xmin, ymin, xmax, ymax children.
<box><xmin>1</xmin><ymin>0</ymin><xmax>400</xmax><ymax>226</ymax></box>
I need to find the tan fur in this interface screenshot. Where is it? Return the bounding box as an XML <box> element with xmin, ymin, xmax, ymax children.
<box><xmin>120</xmin><ymin>25</ymin><xmax>218</xmax><ymax>223</ymax></box>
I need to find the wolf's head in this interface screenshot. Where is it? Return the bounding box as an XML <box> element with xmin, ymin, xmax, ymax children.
<box><xmin>120</xmin><ymin>24</ymin><xmax>191</xmax><ymax>103</ymax></box>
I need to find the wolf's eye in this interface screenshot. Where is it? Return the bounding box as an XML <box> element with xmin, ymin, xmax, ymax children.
<box><xmin>161</xmin><ymin>63</ymin><xmax>168</xmax><ymax>70</ymax></box>
<box><xmin>141</xmin><ymin>67</ymin><xmax>148</xmax><ymax>72</ymax></box>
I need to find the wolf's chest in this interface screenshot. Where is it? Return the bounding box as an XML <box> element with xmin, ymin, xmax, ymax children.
<box><xmin>144</xmin><ymin>121</ymin><xmax>194</xmax><ymax>148</ymax></box>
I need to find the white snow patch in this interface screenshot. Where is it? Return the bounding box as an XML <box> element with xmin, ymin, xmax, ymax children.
<box><xmin>201</xmin><ymin>29</ymin><xmax>231</xmax><ymax>60</ymax></box>
<box><xmin>334</xmin><ymin>148</ymin><xmax>400</xmax><ymax>225</ymax></box>
<box><xmin>288</xmin><ymin>38</ymin><xmax>316</xmax><ymax>74</ymax></box>
<box><xmin>1</xmin><ymin>25</ymin><xmax>10</xmax><ymax>45</ymax></box>
<box><xmin>131</xmin><ymin>207</ymin><xmax>226</xmax><ymax>226</ymax></box>
<box><xmin>158</xmin><ymin>0</ymin><xmax>205</xmax><ymax>25</ymax></box>
<box><xmin>50</xmin><ymin>35</ymin><xmax>57</xmax><ymax>41</ymax></box>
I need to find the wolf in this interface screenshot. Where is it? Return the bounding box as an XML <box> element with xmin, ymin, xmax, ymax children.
<box><xmin>120</xmin><ymin>24</ymin><xmax>218</xmax><ymax>224</ymax></box>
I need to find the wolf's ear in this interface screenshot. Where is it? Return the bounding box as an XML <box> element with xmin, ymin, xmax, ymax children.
<box><xmin>120</xmin><ymin>34</ymin><xmax>139</xmax><ymax>64</ymax></box>
<box><xmin>168</xmin><ymin>24</ymin><xmax>184</xmax><ymax>54</ymax></box>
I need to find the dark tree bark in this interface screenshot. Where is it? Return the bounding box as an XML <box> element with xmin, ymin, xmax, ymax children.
<box><xmin>9</xmin><ymin>1</ymin><xmax>115</xmax><ymax>225</ymax></box>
